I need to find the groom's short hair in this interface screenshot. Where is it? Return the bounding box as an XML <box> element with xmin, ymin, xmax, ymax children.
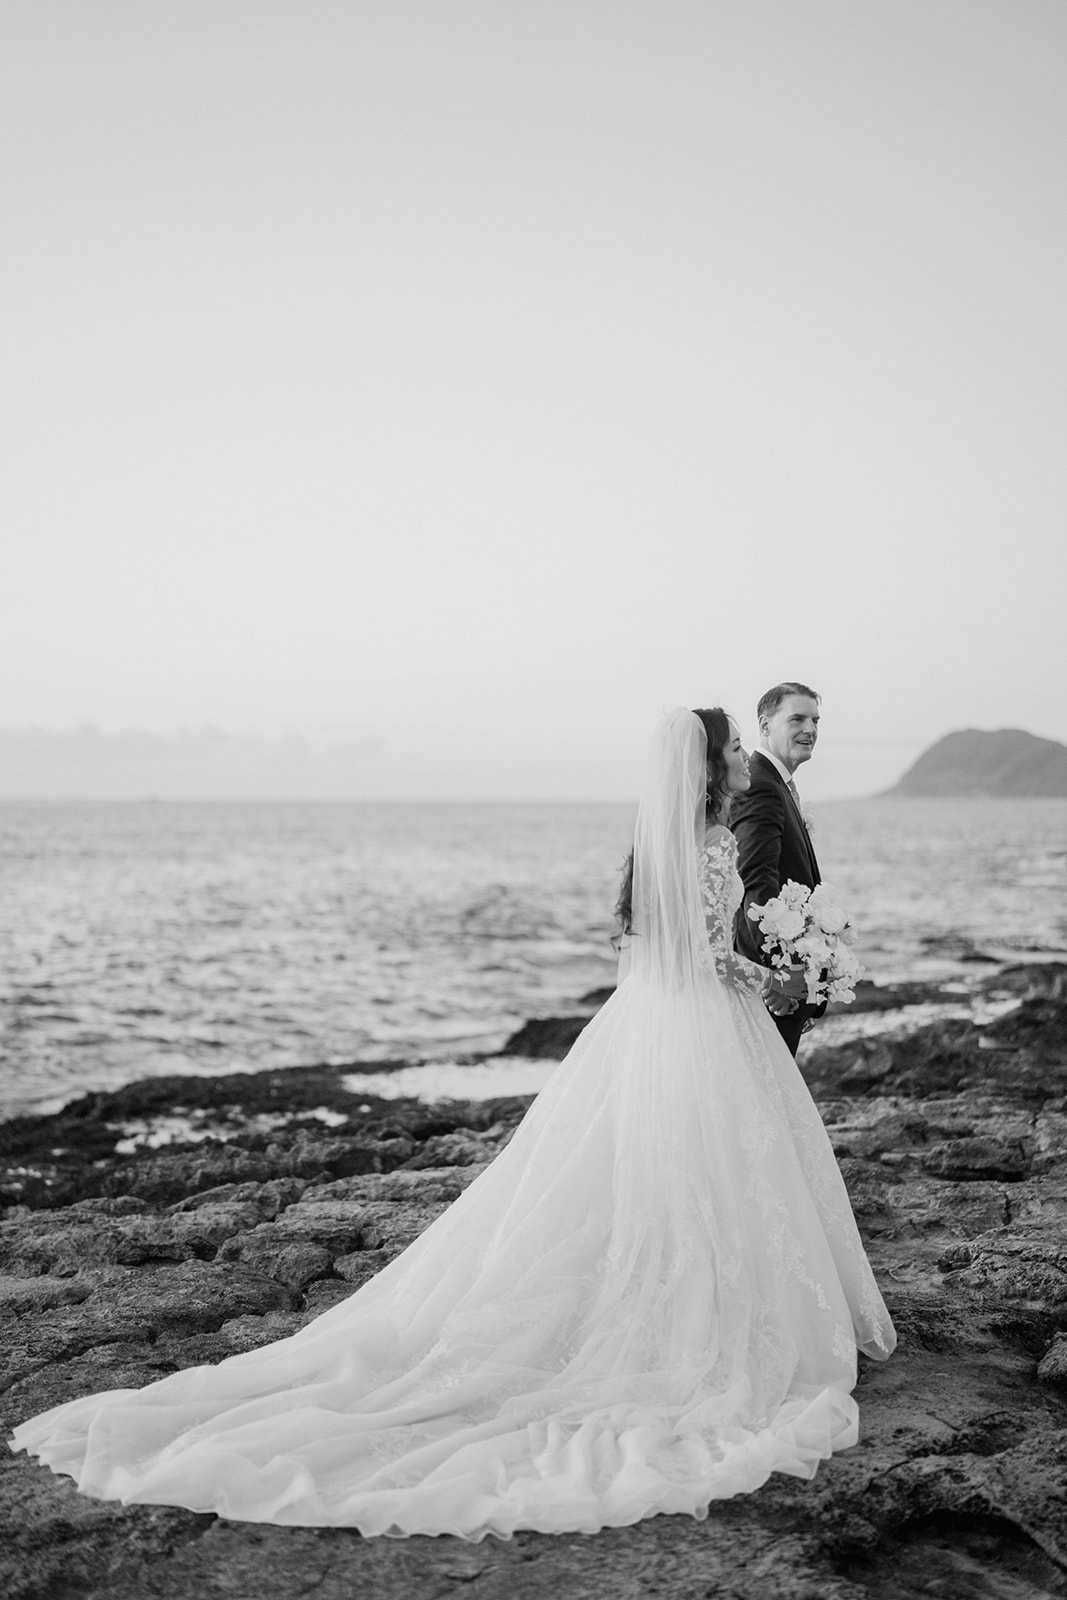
<box><xmin>757</xmin><ymin>682</ymin><xmax>821</xmax><ymax>722</ymax></box>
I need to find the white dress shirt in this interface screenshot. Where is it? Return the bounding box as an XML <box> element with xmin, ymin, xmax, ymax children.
<box><xmin>758</xmin><ymin>748</ymin><xmax>798</xmax><ymax>791</ymax></box>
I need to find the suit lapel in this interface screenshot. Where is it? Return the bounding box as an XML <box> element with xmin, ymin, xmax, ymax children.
<box><xmin>753</xmin><ymin>752</ymin><xmax>819</xmax><ymax>883</ymax></box>
<box><xmin>804</xmin><ymin>820</ymin><xmax>820</xmax><ymax>885</ymax></box>
<box><xmin>792</xmin><ymin>785</ymin><xmax>820</xmax><ymax>884</ymax></box>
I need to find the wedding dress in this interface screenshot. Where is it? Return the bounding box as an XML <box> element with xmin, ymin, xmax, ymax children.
<box><xmin>11</xmin><ymin>709</ymin><xmax>895</xmax><ymax>1538</ymax></box>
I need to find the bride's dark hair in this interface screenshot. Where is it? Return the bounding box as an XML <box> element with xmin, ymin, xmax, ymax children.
<box><xmin>614</xmin><ymin>707</ymin><xmax>732</xmax><ymax>941</ymax></box>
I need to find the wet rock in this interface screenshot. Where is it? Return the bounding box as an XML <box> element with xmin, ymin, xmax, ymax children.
<box><xmin>215</xmin><ymin>1200</ymin><xmax>368</xmax><ymax>1289</ymax></box>
<box><xmin>301</xmin><ymin>1279</ymin><xmax>358</xmax><ymax>1316</ymax></box>
<box><xmin>823</xmin><ymin>1100</ymin><xmax>919</xmax><ymax>1147</ymax></box>
<box><xmin>829</xmin><ymin>978</ymin><xmax>963</xmax><ymax>1014</ymax></box>
<box><xmin>980</xmin><ymin>996</ymin><xmax>1067</xmax><ymax>1066</ymax></box>
<box><xmin>301</xmin><ymin>1168</ymin><xmax>478</xmax><ymax>1207</ymax></box>
<box><xmin>1037</xmin><ymin>1334</ymin><xmax>1067</xmax><ymax>1389</ymax></box>
<box><xmin>161</xmin><ymin>1307</ymin><xmax>310</xmax><ymax>1368</ymax></box>
<box><xmin>1</xmin><ymin>1260</ymin><xmax>295</xmax><ymax>1395</ymax></box>
<box><xmin>67</xmin><ymin>1195</ymin><xmax>149</xmax><ymax>1217</ymax></box>
<box><xmin>167</xmin><ymin>1176</ymin><xmax>308</xmax><ymax>1216</ymax></box>
<box><xmin>943</xmin><ymin>1228</ymin><xmax>1067</xmax><ymax>1313</ymax></box>
<box><xmin>981</xmin><ymin>962</ymin><xmax>1067</xmax><ymax>1001</ymax></box>
<box><xmin>917</xmin><ymin>932</ymin><xmax>1002</xmax><ymax>964</ymax></box>
<box><xmin>825</xmin><ymin>1442</ymin><xmax>1067</xmax><ymax>1597</ymax></box>
<box><xmin>920</xmin><ymin>1135</ymin><xmax>1033</xmax><ymax>1183</ymax></box>
<box><xmin>805</xmin><ymin>1011</ymin><xmax>1065</xmax><ymax>1104</ymax></box>
<box><xmin>801</xmin><ymin>1024</ymin><xmax>981</xmax><ymax>1100</ymax></box>
<box><xmin>313</xmin><ymin>1199</ymin><xmax>435</xmax><ymax>1258</ymax></box>
<box><xmin>401</xmin><ymin>1127</ymin><xmax>505</xmax><ymax>1169</ymax></box>
<box><xmin>0</xmin><ymin>1199</ymin><xmax>266</xmax><ymax>1275</ymax></box>
<box><xmin>217</xmin><ymin>1237</ymin><xmax>333</xmax><ymax>1293</ymax></box>
<box><xmin>579</xmin><ymin>985</ymin><xmax>615</xmax><ymax>1007</ymax></box>
<box><xmin>241</xmin><ymin>1198</ymin><xmax>371</xmax><ymax>1254</ymax></box>
<box><xmin>334</xmin><ymin>1248</ymin><xmax>394</xmax><ymax>1290</ymax></box>
<box><xmin>1</xmin><ymin>1341</ymin><xmax>179</xmax><ymax>1432</ymax></box>
<box><xmin>877</xmin><ymin>1176</ymin><xmax>1011</xmax><ymax>1242</ymax></box>
<box><xmin>1032</xmin><ymin>1112</ymin><xmax>1067</xmax><ymax>1173</ymax></box>
<box><xmin>500</xmin><ymin>1015</ymin><xmax>591</xmax><ymax>1058</ymax></box>
<box><xmin>0</xmin><ymin>1275</ymin><xmax>93</xmax><ymax>1318</ymax></box>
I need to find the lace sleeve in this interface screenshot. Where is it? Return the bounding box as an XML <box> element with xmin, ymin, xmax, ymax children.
<box><xmin>700</xmin><ymin>829</ymin><xmax>771</xmax><ymax>998</ymax></box>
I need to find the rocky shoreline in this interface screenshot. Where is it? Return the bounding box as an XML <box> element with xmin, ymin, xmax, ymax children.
<box><xmin>2</xmin><ymin>963</ymin><xmax>1066</xmax><ymax>1599</ymax></box>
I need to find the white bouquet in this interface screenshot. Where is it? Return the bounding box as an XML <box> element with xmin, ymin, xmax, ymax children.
<box><xmin>747</xmin><ymin>881</ymin><xmax>862</xmax><ymax>1006</ymax></box>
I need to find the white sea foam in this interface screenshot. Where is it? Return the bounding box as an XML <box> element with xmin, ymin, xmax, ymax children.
<box><xmin>342</xmin><ymin>1057</ymin><xmax>558</xmax><ymax>1103</ymax></box>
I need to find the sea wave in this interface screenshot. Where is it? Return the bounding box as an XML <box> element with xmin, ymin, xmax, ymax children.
<box><xmin>2</xmin><ymin>797</ymin><xmax>1065</xmax><ymax>1118</ymax></box>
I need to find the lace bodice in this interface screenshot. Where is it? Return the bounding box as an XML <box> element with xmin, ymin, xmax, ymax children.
<box><xmin>700</xmin><ymin>826</ymin><xmax>766</xmax><ymax>995</ymax></box>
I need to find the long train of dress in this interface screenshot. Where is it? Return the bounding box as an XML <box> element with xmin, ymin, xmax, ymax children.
<box><xmin>11</xmin><ymin>831</ymin><xmax>895</xmax><ymax>1538</ymax></box>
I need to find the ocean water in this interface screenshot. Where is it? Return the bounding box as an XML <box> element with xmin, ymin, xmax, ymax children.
<box><xmin>2</xmin><ymin>798</ymin><xmax>1065</xmax><ymax>1119</ymax></box>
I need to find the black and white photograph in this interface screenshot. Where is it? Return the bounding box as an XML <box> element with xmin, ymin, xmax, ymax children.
<box><xmin>2</xmin><ymin>3</ymin><xmax>1066</xmax><ymax>1596</ymax></box>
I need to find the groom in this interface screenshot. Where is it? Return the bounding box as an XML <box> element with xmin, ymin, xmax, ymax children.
<box><xmin>731</xmin><ymin>681</ymin><xmax>824</xmax><ymax>1057</ymax></box>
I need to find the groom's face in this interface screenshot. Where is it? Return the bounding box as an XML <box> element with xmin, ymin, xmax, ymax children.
<box><xmin>760</xmin><ymin>695</ymin><xmax>820</xmax><ymax>772</ymax></box>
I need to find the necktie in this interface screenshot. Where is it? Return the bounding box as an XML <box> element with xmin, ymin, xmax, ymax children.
<box><xmin>788</xmin><ymin>777</ymin><xmax>812</xmax><ymax>840</ymax></box>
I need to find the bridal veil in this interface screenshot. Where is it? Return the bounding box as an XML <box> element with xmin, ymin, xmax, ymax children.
<box><xmin>12</xmin><ymin>709</ymin><xmax>894</xmax><ymax>1536</ymax></box>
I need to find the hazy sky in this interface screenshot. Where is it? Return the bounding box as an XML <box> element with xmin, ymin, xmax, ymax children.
<box><xmin>4</xmin><ymin>1</ymin><xmax>1065</xmax><ymax>798</ymax></box>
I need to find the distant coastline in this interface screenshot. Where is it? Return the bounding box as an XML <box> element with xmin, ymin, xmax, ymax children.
<box><xmin>3</xmin><ymin>724</ymin><xmax>1067</xmax><ymax>803</ymax></box>
<box><xmin>884</xmin><ymin>727</ymin><xmax>1067</xmax><ymax>798</ymax></box>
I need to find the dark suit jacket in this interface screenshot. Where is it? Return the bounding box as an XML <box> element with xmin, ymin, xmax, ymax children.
<box><xmin>730</xmin><ymin>751</ymin><xmax>824</xmax><ymax>1022</ymax></box>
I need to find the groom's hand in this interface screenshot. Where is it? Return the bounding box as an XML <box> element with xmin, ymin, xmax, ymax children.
<box><xmin>766</xmin><ymin>964</ymin><xmax>806</xmax><ymax>1016</ymax></box>
<box><xmin>775</xmin><ymin>964</ymin><xmax>808</xmax><ymax>998</ymax></box>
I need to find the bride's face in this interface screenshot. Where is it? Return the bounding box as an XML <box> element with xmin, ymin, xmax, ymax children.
<box><xmin>721</xmin><ymin>719</ymin><xmax>751</xmax><ymax>795</ymax></box>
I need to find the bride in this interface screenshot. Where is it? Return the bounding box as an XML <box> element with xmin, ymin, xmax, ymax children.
<box><xmin>11</xmin><ymin>707</ymin><xmax>895</xmax><ymax>1539</ymax></box>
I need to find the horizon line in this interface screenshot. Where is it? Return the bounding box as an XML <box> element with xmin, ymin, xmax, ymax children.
<box><xmin>3</xmin><ymin>790</ymin><xmax>1056</xmax><ymax>807</ymax></box>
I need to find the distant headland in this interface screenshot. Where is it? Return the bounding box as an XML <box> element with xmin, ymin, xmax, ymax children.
<box><xmin>886</xmin><ymin>728</ymin><xmax>1067</xmax><ymax>797</ymax></box>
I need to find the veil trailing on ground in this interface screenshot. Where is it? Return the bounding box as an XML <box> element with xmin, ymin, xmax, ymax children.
<box><xmin>626</xmin><ymin>708</ymin><xmax>709</xmax><ymax>991</ymax></box>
